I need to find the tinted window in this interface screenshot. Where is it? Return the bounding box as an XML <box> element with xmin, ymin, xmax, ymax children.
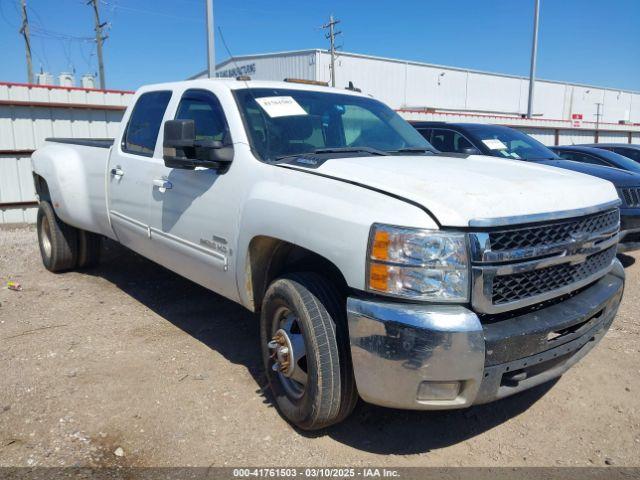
<box><xmin>175</xmin><ymin>90</ymin><xmax>229</xmax><ymax>142</ymax></box>
<box><xmin>430</xmin><ymin>128</ymin><xmax>474</xmax><ymax>153</ymax></box>
<box><xmin>234</xmin><ymin>88</ymin><xmax>433</xmax><ymax>161</ymax></box>
<box><xmin>416</xmin><ymin>128</ymin><xmax>433</xmax><ymax>143</ymax></box>
<box><xmin>556</xmin><ymin>151</ymin><xmax>609</xmax><ymax>166</ymax></box>
<box><xmin>123</xmin><ymin>91</ymin><xmax>172</xmax><ymax>156</ymax></box>
<box><xmin>613</xmin><ymin>147</ymin><xmax>640</xmax><ymax>162</ymax></box>
<box><xmin>465</xmin><ymin>125</ymin><xmax>557</xmax><ymax>160</ymax></box>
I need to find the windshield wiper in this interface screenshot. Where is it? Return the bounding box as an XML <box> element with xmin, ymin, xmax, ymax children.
<box><xmin>274</xmin><ymin>146</ymin><xmax>390</xmax><ymax>162</ymax></box>
<box><xmin>390</xmin><ymin>147</ymin><xmax>437</xmax><ymax>154</ymax></box>
<box><xmin>312</xmin><ymin>147</ymin><xmax>389</xmax><ymax>156</ymax></box>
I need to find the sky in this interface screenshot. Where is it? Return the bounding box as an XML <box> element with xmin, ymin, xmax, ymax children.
<box><xmin>0</xmin><ymin>0</ymin><xmax>638</xmax><ymax>92</ymax></box>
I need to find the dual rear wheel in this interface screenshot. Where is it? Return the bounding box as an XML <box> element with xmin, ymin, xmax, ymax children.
<box><xmin>37</xmin><ymin>201</ymin><xmax>102</xmax><ymax>272</ymax></box>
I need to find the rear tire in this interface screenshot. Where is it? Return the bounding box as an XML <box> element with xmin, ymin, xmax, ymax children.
<box><xmin>260</xmin><ymin>272</ymin><xmax>358</xmax><ymax>430</ymax></box>
<box><xmin>37</xmin><ymin>201</ymin><xmax>78</xmax><ymax>272</ymax></box>
<box><xmin>77</xmin><ymin>229</ymin><xmax>102</xmax><ymax>269</ymax></box>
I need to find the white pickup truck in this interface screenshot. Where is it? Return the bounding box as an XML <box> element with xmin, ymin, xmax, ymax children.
<box><xmin>31</xmin><ymin>78</ymin><xmax>625</xmax><ymax>430</ymax></box>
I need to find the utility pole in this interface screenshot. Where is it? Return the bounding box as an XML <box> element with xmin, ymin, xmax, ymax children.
<box><xmin>526</xmin><ymin>0</ymin><xmax>540</xmax><ymax>118</ymax></box>
<box><xmin>322</xmin><ymin>15</ymin><xmax>341</xmax><ymax>87</ymax></box>
<box><xmin>594</xmin><ymin>102</ymin><xmax>603</xmax><ymax>142</ymax></box>
<box><xmin>205</xmin><ymin>0</ymin><xmax>215</xmax><ymax>78</ymax></box>
<box><xmin>88</xmin><ymin>0</ymin><xmax>106</xmax><ymax>89</ymax></box>
<box><xmin>19</xmin><ymin>0</ymin><xmax>33</xmax><ymax>84</ymax></box>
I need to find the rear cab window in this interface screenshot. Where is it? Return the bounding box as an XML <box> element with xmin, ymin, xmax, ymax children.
<box><xmin>122</xmin><ymin>91</ymin><xmax>172</xmax><ymax>156</ymax></box>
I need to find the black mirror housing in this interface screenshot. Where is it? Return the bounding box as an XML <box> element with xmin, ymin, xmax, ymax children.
<box><xmin>163</xmin><ymin>119</ymin><xmax>233</xmax><ymax>171</ymax></box>
<box><xmin>164</xmin><ymin>119</ymin><xmax>196</xmax><ymax>148</ymax></box>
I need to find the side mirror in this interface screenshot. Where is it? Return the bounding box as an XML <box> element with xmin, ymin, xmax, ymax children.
<box><xmin>163</xmin><ymin>119</ymin><xmax>233</xmax><ymax>170</ymax></box>
<box><xmin>460</xmin><ymin>147</ymin><xmax>481</xmax><ymax>155</ymax></box>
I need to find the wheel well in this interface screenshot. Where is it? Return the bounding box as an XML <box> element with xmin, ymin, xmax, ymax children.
<box><xmin>32</xmin><ymin>173</ymin><xmax>51</xmax><ymax>203</ymax></box>
<box><xmin>247</xmin><ymin>236</ymin><xmax>348</xmax><ymax>312</ymax></box>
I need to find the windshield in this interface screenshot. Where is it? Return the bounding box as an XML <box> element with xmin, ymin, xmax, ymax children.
<box><xmin>465</xmin><ymin>124</ymin><xmax>558</xmax><ymax>161</ymax></box>
<box><xmin>234</xmin><ymin>88</ymin><xmax>434</xmax><ymax>161</ymax></box>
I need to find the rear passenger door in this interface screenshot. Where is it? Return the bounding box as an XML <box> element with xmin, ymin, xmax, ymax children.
<box><xmin>107</xmin><ymin>90</ymin><xmax>172</xmax><ymax>257</ymax></box>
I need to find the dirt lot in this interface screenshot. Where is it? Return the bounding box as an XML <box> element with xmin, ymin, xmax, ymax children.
<box><xmin>1</xmin><ymin>224</ymin><xmax>639</xmax><ymax>468</ymax></box>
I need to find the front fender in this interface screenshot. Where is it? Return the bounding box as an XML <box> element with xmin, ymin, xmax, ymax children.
<box><xmin>235</xmin><ymin>167</ymin><xmax>437</xmax><ymax>310</ymax></box>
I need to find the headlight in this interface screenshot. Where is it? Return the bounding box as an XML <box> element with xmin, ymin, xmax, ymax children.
<box><xmin>367</xmin><ymin>224</ymin><xmax>469</xmax><ymax>302</ymax></box>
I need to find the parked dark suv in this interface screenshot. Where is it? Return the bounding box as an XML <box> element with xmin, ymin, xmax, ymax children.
<box><xmin>410</xmin><ymin>121</ymin><xmax>640</xmax><ymax>252</ymax></box>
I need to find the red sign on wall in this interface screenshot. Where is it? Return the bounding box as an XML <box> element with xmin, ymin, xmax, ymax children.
<box><xmin>571</xmin><ymin>113</ymin><xmax>583</xmax><ymax>128</ymax></box>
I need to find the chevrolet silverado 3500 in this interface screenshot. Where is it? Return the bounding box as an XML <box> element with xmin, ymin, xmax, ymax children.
<box><xmin>31</xmin><ymin>79</ymin><xmax>624</xmax><ymax>430</ymax></box>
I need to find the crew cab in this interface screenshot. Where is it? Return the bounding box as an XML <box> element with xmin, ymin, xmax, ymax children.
<box><xmin>31</xmin><ymin>79</ymin><xmax>625</xmax><ymax>430</ymax></box>
<box><xmin>411</xmin><ymin>121</ymin><xmax>640</xmax><ymax>252</ymax></box>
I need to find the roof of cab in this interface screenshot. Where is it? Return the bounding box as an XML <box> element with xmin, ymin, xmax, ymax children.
<box><xmin>135</xmin><ymin>78</ymin><xmax>371</xmax><ymax>97</ymax></box>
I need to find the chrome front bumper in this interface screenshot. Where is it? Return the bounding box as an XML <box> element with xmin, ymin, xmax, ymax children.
<box><xmin>347</xmin><ymin>259</ymin><xmax>624</xmax><ymax>410</ymax></box>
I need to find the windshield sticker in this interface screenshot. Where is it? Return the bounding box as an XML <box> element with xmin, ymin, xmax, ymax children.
<box><xmin>255</xmin><ymin>96</ymin><xmax>307</xmax><ymax>118</ymax></box>
<box><xmin>510</xmin><ymin>152</ymin><xmax>521</xmax><ymax>159</ymax></box>
<box><xmin>482</xmin><ymin>139</ymin><xmax>508</xmax><ymax>150</ymax></box>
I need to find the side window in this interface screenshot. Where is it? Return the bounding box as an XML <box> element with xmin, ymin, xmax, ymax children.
<box><xmin>430</xmin><ymin>129</ymin><xmax>471</xmax><ymax>153</ymax></box>
<box><xmin>561</xmin><ymin>151</ymin><xmax>608</xmax><ymax>166</ymax></box>
<box><xmin>122</xmin><ymin>91</ymin><xmax>172</xmax><ymax>156</ymax></box>
<box><xmin>555</xmin><ymin>151</ymin><xmax>578</xmax><ymax>161</ymax></box>
<box><xmin>614</xmin><ymin>148</ymin><xmax>640</xmax><ymax>162</ymax></box>
<box><xmin>416</xmin><ymin>128</ymin><xmax>432</xmax><ymax>143</ymax></box>
<box><xmin>175</xmin><ymin>89</ymin><xmax>230</xmax><ymax>143</ymax></box>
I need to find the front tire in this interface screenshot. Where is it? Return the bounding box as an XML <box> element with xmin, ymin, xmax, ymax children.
<box><xmin>260</xmin><ymin>272</ymin><xmax>358</xmax><ymax>430</ymax></box>
<box><xmin>37</xmin><ymin>201</ymin><xmax>78</xmax><ymax>272</ymax></box>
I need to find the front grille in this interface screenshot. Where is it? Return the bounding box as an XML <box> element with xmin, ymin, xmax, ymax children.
<box><xmin>491</xmin><ymin>246</ymin><xmax>617</xmax><ymax>305</ymax></box>
<box><xmin>489</xmin><ymin>209</ymin><xmax>619</xmax><ymax>251</ymax></box>
<box><xmin>470</xmin><ymin>206</ymin><xmax>620</xmax><ymax>314</ymax></box>
<box><xmin>619</xmin><ymin>188</ymin><xmax>640</xmax><ymax>207</ymax></box>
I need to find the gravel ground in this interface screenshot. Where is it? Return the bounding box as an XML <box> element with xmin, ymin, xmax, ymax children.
<box><xmin>0</xmin><ymin>224</ymin><xmax>639</xmax><ymax>468</ymax></box>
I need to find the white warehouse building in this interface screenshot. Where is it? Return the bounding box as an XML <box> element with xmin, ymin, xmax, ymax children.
<box><xmin>193</xmin><ymin>49</ymin><xmax>640</xmax><ymax>145</ymax></box>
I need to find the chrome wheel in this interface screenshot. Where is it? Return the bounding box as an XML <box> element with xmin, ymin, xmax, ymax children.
<box><xmin>268</xmin><ymin>307</ymin><xmax>308</xmax><ymax>399</ymax></box>
<box><xmin>40</xmin><ymin>216</ymin><xmax>52</xmax><ymax>259</ymax></box>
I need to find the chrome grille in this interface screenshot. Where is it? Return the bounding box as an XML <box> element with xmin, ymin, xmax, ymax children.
<box><xmin>489</xmin><ymin>209</ymin><xmax>619</xmax><ymax>252</ymax></box>
<box><xmin>619</xmin><ymin>187</ymin><xmax>640</xmax><ymax>207</ymax></box>
<box><xmin>492</xmin><ymin>246</ymin><xmax>617</xmax><ymax>305</ymax></box>
<box><xmin>469</xmin><ymin>205</ymin><xmax>620</xmax><ymax>314</ymax></box>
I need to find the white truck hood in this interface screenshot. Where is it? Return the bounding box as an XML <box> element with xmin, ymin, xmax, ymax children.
<box><xmin>299</xmin><ymin>154</ymin><xmax>619</xmax><ymax>227</ymax></box>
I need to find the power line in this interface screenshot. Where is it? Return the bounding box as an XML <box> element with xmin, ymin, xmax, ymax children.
<box><xmin>100</xmin><ymin>0</ymin><xmax>202</xmax><ymax>22</ymax></box>
<box><xmin>0</xmin><ymin>0</ymin><xmax>18</xmax><ymax>29</ymax></box>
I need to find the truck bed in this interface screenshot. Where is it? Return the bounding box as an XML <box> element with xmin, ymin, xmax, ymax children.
<box><xmin>33</xmin><ymin>137</ymin><xmax>116</xmax><ymax>240</ymax></box>
<box><xmin>45</xmin><ymin>138</ymin><xmax>114</xmax><ymax>149</ymax></box>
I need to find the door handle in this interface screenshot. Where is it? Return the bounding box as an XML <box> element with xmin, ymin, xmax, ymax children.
<box><xmin>110</xmin><ymin>167</ymin><xmax>124</xmax><ymax>177</ymax></box>
<box><xmin>153</xmin><ymin>179</ymin><xmax>172</xmax><ymax>190</ymax></box>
